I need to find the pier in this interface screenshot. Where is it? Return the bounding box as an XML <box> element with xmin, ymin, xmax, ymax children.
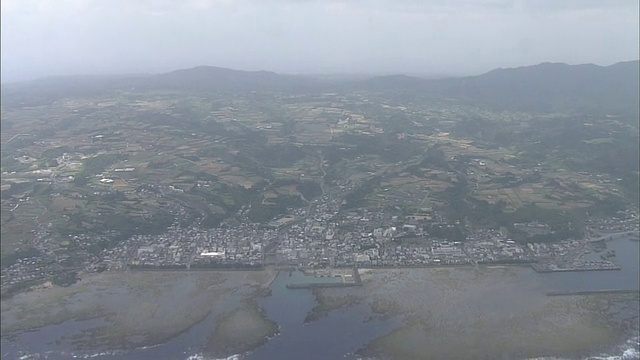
<box><xmin>286</xmin><ymin>282</ymin><xmax>360</xmax><ymax>289</ymax></box>
<box><xmin>587</xmin><ymin>231</ymin><xmax>640</xmax><ymax>243</ymax></box>
<box><xmin>286</xmin><ymin>268</ymin><xmax>362</xmax><ymax>289</ymax></box>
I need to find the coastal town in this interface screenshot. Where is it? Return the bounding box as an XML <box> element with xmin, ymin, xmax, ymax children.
<box><xmin>1</xmin><ymin>72</ymin><xmax>639</xmax><ymax>298</ymax></box>
<box><xmin>2</xmin><ymin>184</ymin><xmax>638</xmax><ymax>291</ymax></box>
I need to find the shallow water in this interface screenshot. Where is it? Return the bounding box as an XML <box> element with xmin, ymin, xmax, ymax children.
<box><xmin>1</xmin><ymin>238</ymin><xmax>638</xmax><ymax>360</ymax></box>
<box><xmin>539</xmin><ymin>238</ymin><xmax>639</xmax><ymax>293</ymax></box>
<box><xmin>246</xmin><ymin>270</ymin><xmax>399</xmax><ymax>360</ymax></box>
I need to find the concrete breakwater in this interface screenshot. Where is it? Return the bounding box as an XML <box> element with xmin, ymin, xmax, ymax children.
<box><xmin>128</xmin><ymin>266</ymin><xmax>265</xmax><ymax>272</ymax></box>
<box><xmin>332</xmin><ymin>263</ymin><xmax>474</xmax><ymax>269</ymax></box>
<box><xmin>531</xmin><ymin>264</ymin><xmax>621</xmax><ymax>273</ymax></box>
<box><xmin>588</xmin><ymin>231</ymin><xmax>640</xmax><ymax>243</ymax></box>
<box><xmin>286</xmin><ymin>268</ymin><xmax>362</xmax><ymax>289</ymax></box>
<box><xmin>546</xmin><ymin>289</ymin><xmax>639</xmax><ymax>296</ymax></box>
<box><xmin>286</xmin><ymin>282</ymin><xmax>361</xmax><ymax>289</ymax></box>
<box><xmin>265</xmin><ymin>271</ymin><xmax>279</xmax><ymax>289</ymax></box>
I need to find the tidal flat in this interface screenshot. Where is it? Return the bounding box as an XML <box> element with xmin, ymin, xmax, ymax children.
<box><xmin>207</xmin><ymin>299</ymin><xmax>278</xmax><ymax>357</ymax></box>
<box><xmin>0</xmin><ymin>269</ymin><xmax>277</xmax><ymax>351</ymax></box>
<box><xmin>304</xmin><ymin>288</ymin><xmax>361</xmax><ymax>323</ymax></box>
<box><xmin>314</xmin><ymin>267</ymin><xmax>639</xmax><ymax>360</ymax></box>
<box><xmin>1</xmin><ymin>264</ymin><xmax>637</xmax><ymax>359</ymax></box>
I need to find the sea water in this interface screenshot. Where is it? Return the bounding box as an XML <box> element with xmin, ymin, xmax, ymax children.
<box><xmin>1</xmin><ymin>238</ymin><xmax>638</xmax><ymax>360</ymax></box>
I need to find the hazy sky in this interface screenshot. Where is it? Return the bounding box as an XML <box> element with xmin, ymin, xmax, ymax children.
<box><xmin>1</xmin><ymin>0</ymin><xmax>639</xmax><ymax>82</ymax></box>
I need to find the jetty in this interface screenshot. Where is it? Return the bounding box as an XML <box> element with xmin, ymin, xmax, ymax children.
<box><xmin>286</xmin><ymin>268</ymin><xmax>362</xmax><ymax>289</ymax></box>
<box><xmin>547</xmin><ymin>289</ymin><xmax>639</xmax><ymax>296</ymax></box>
<box><xmin>531</xmin><ymin>263</ymin><xmax>620</xmax><ymax>273</ymax></box>
<box><xmin>286</xmin><ymin>282</ymin><xmax>360</xmax><ymax>289</ymax></box>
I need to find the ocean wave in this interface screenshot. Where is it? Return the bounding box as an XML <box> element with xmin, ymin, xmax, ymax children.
<box><xmin>526</xmin><ymin>335</ymin><xmax>640</xmax><ymax>360</ymax></box>
<box><xmin>185</xmin><ymin>353</ymin><xmax>242</xmax><ymax>360</ymax></box>
<box><xmin>585</xmin><ymin>349</ymin><xmax>639</xmax><ymax>360</ymax></box>
<box><xmin>12</xmin><ymin>349</ymin><xmax>127</xmax><ymax>359</ymax></box>
<box><xmin>68</xmin><ymin>350</ymin><xmax>127</xmax><ymax>358</ymax></box>
<box><xmin>585</xmin><ymin>335</ymin><xmax>640</xmax><ymax>360</ymax></box>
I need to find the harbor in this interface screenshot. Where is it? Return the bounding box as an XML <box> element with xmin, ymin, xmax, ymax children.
<box><xmin>285</xmin><ymin>268</ymin><xmax>362</xmax><ymax>289</ymax></box>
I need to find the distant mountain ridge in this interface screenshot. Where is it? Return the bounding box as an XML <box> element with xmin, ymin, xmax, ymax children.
<box><xmin>349</xmin><ymin>60</ymin><xmax>639</xmax><ymax>115</ymax></box>
<box><xmin>443</xmin><ymin>60</ymin><xmax>639</xmax><ymax>114</ymax></box>
<box><xmin>145</xmin><ymin>66</ymin><xmax>320</xmax><ymax>92</ymax></box>
<box><xmin>2</xmin><ymin>60</ymin><xmax>638</xmax><ymax>115</ymax></box>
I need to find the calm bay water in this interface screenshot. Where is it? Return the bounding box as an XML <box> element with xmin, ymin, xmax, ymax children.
<box><xmin>539</xmin><ymin>238</ymin><xmax>639</xmax><ymax>293</ymax></box>
<box><xmin>1</xmin><ymin>238</ymin><xmax>638</xmax><ymax>360</ymax></box>
<box><xmin>245</xmin><ymin>270</ymin><xmax>399</xmax><ymax>360</ymax></box>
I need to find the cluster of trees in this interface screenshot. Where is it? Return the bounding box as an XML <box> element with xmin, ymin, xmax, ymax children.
<box><xmin>0</xmin><ymin>181</ymin><xmax>34</xmax><ymax>200</ymax></box>
<box><xmin>147</xmin><ymin>159</ymin><xmax>174</xmax><ymax>169</ymax></box>
<box><xmin>59</xmin><ymin>209</ymin><xmax>175</xmax><ymax>254</ymax></box>
<box><xmin>452</xmin><ymin>113</ymin><xmax>638</xmax><ymax>205</ymax></box>
<box><xmin>406</xmin><ymin>145</ymin><xmax>450</xmax><ymax>177</ymax></box>
<box><xmin>0</xmin><ymin>153</ymin><xmax>32</xmax><ymax>173</ymax></box>
<box><xmin>270</xmin><ymin>179</ymin><xmax>322</xmax><ymax>200</ymax></box>
<box><xmin>297</xmin><ymin>180</ymin><xmax>323</xmax><ymax>199</ymax></box>
<box><xmin>443</xmin><ymin>174</ymin><xmax>469</xmax><ymax>223</ymax></box>
<box><xmin>332</xmin><ymin>133</ymin><xmax>421</xmax><ymax>163</ymax></box>
<box><xmin>342</xmin><ymin>176</ymin><xmax>381</xmax><ymax>209</ymax></box>
<box><xmin>424</xmin><ymin>224</ymin><xmax>467</xmax><ymax>242</ymax></box>
<box><xmin>502</xmin><ymin>204</ymin><xmax>582</xmax><ymax>243</ymax></box>
<box><xmin>437</xmin><ymin>170</ymin><xmax>584</xmax><ymax>243</ymax></box>
<box><xmin>250</xmin><ymin>144</ymin><xmax>307</xmax><ymax>168</ymax></box>
<box><xmin>40</xmin><ymin>146</ymin><xmax>70</xmax><ymax>161</ymax></box>
<box><xmin>83</xmin><ymin>153</ymin><xmax>126</xmax><ymax>174</ymax></box>
<box><xmin>187</xmin><ymin>180</ymin><xmax>253</xmax><ymax>228</ymax></box>
<box><xmin>1</xmin><ymin>247</ymin><xmax>40</xmax><ymax>267</ymax></box>
<box><xmin>52</xmin><ymin>271</ymin><xmax>80</xmax><ymax>287</ymax></box>
<box><xmin>247</xmin><ymin>195</ymin><xmax>304</xmax><ymax>222</ymax></box>
<box><xmin>73</xmin><ymin>153</ymin><xmax>127</xmax><ymax>186</ymax></box>
<box><xmin>0</xmin><ymin>279</ymin><xmax>43</xmax><ymax>300</ymax></box>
